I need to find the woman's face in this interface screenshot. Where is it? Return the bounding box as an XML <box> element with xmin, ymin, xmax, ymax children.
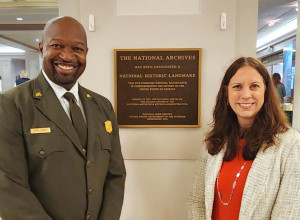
<box><xmin>227</xmin><ymin>66</ymin><xmax>266</xmax><ymax>128</ymax></box>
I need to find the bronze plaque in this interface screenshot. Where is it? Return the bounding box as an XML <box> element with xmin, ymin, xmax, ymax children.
<box><xmin>114</xmin><ymin>48</ymin><xmax>201</xmax><ymax>127</ymax></box>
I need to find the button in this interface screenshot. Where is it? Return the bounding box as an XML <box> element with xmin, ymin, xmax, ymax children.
<box><xmin>86</xmin><ymin>161</ymin><xmax>92</xmax><ymax>167</ymax></box>
<box><xmin>86</xmin><ymin>214</ymin><xmax>91</xmax><ymax>220</ymax></box>
<box><xmin>88</xmin><ymin>188</ymin><xmax>92</xmax><ymax>195</ymax></box>
<box><xmin>82</xmin><ymin>148</ymin><xmax>86</xmax><ymax>154</ymax></box>
<box><xmin>39</xmin><ymin>150</ymin><xmax>46</xmax><ymax>157</ymax></box>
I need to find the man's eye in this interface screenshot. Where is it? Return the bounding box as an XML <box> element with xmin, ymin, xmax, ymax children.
<box><xmin>51</xmin><ymin>44</ymin><xmax>61</xmax><ymax>48</ymax></box>
<box><xmin>74</xmin><ymin>47</ymin><xmax>84</xmax><ymax>52</ymax></box>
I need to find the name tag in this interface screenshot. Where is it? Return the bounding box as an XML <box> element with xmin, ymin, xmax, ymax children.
<box><xmin>30</xmin><ymin>127</ymin><xmax>51</xmax><ymax>134</ymax></box>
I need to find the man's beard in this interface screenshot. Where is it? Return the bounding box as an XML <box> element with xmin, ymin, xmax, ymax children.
<box><xmin>53</xmin><ymin>68</ymin><xmax>79</xmax><ymax>85</ymax></box>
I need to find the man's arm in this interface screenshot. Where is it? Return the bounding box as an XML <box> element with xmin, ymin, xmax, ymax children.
<box><xmin>0</xmin><ymin>94</ymin><xmax>52</xmax><ymax>219</ymax></box>
<box><xmin>97</xmin><ymin>106</ymin><xmax>126</xmax><ymax>220</ymax></box>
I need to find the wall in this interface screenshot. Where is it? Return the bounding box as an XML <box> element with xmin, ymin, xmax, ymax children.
<box><xmin>0</xmin><ymin>55</ymin><xmax>24</xmax><ymax>92</ymax></box>
<box><xmin>25</xmin><ymin>51</ymin><xmax>40</xmax><ymax>79</ymax></box>
<box><xmin>0</xmin><ymin>52</ymin><xmax>40</xmax><ymax>92</ymax></box>
<box><xmin>0</xmin><ymin>59</ymin><xmax>11</xmax><ymax>93</ymax></box>
<box><xmin>235</xmin><ymin>0</ymin><xmax>258</xmax><ymax>56</ymax></box>
<box><xmin>11</xmin><ymin>58</ymin><xmax>25</xmax><ymax>85</ymax></box>
<box><xmin>292</xmin><ymin>0</ymin><xmax>300</xmax><ymax>131</ymax></box>
<box><xmin>59</xmin><ymin>0</ymin><xmax>258</xmax><ymax>219</ymax></box>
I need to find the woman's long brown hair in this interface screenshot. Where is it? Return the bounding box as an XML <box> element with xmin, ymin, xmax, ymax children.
<box><xmin>205</xmin><ymin>57</ymin><xmax>289</xmax><ymax>161</ymax></box>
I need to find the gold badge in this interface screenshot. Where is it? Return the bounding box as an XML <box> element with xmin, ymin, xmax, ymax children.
<box><xmin>30</xmin><ymin>127</ymin><xmax>51</xmax><ymax>134</ymax></box>
<box><xmin>35</xmin><ymin>92</ymin><xmax>42</xmax><ymax>97</ymax></box>
<box><xmin>104</xmin><ymin>121</ymin><xmax>112</xmax><ymax>133</ymax></box>
<box><xmin>86</xmin><ymin>94</ymin><xmax>91</xmax><ymax>98</ymax></box>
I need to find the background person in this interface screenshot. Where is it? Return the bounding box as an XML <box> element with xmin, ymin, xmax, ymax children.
<box><xmin>14</xmin><ymin>69</ymin><xmax>30</xmax><ymax>86</ymax></box>
<box><xmin>0</xmin><ymin>16</ymin><xmax>126</xmax><ymax>220</ymax></box>
<box><xmin>188</xmin><ymin>57</ymin><xmax>300</xmax><ymax>220</ymax></box>
<box><xmin>272</xmin><ymin>72</ymin><xmax>286</xmax><ymax>104</ymax></box>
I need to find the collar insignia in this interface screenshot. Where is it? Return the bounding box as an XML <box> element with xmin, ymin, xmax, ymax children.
<box><xmin>35</xmin><ymin>92</ymin><xmax>42</xmax><ymax>97</ymax></box>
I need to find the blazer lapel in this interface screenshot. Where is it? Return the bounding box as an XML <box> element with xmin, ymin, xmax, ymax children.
<box><xmin>32</xmin><ymin>72</ymin><xmax>83</xmax><ymax>155</ymax></box>
<box><xmin>239</xmin><ymin>145</ymin><xmax>275</xmax><ymax>217</ymax></box>
<box><xmin>205</xmin><ymin>148</ymin><xmax>226</xmax><ymax>219</ymax></box>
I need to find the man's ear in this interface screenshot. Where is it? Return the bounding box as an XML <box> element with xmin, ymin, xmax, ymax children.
<box><xmin>38</xmin><ymin>42</ymin><xmax>44</xmax><ymax>57</ymax></box>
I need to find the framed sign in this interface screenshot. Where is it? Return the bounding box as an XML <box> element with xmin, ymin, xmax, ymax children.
<box><xmin>0</xmin><ymin>76</ymin><xmax>2</xmax><ymax>94</ymax></box>
<box><xmin>114</xmin><ymin>48</ymin><xmax>201</xmax><ymax>127</ymax></box>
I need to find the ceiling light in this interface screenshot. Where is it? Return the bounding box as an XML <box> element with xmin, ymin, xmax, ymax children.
<box><xmin>35</xmin><ymin>38</ymin><xmax>40</xmax><ymax>42</ymax></box>
<box><xmin>268</xmin><ymin>22</ymin><xmax>275</xmax><ymax>26</ymax></box>
<box><xmin>16</xmin><ymin>18</ymin><xmax>23</xmax><ymax>21</ymax></box>
<box><xmin>257</xmin><ymin>18</ymin><xmax>297</xmax><ymax>49</ymax></box>
<box><xmin>283</xmin><ymin>47</ymin><xmax>293</xmax><ymax>51</ymax></box>
<box><xmin>0</xmin><ymin>45</ymin><xmax>25</xmax><ymax>54</ymax></box>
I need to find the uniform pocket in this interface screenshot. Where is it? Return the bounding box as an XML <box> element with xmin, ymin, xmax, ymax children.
<box><xmin>97</xmin><ymin>123</ymin><xmax>112</xmax><ymax>152</ymax></box>
<box><xmin>27</xmin><ymin>133</ymin><xmax>66</xmax><ymax>158</ymax></box>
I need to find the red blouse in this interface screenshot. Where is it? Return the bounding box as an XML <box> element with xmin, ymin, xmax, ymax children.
<box><xmin>212</xmin><ymin>139</ymin><xmax>254</xmax><ymax>220</ymax></box>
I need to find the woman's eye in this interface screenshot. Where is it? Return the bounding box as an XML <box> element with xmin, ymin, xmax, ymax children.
<box><xmin>251</xmin><ymin>84</ymin><xmax>259</xmax><ymax>89</ymax></box>
<box><xmin>232</xmin><ymin>85</ymin><xmax>241</xmax><ymax>89</ymax></box>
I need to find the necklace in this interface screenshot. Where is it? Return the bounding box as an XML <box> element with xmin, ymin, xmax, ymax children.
<box><xmin>216</xmin><ymin>161</ymin><xmax>248</xmax><ymax>206</ymax></box>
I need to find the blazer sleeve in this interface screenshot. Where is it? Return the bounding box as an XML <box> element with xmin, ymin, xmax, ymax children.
<box><xmin>188</xmin><ymin>149</ymin><xmax>207</xmax><ymax>220</ymax></box>
<box><xmin>271</xmin><ymin>134</ymin><xmax>300</xmax><ymax>219</ymax></box>
<box><xmin>98</xmin><ymin>103</ymin><xmax>126</xmax><ymax>220</ymax></box>
<box><xmin>0</xmin><ymin>95</ymin><xmax>53</xmax><ymax>219</ymax></box>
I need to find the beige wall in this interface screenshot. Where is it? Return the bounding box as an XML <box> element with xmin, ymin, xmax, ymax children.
<box><xmin>59</xmin><ymin>0</ymin><xmax>258</xmax><ymax>219</ymax></box>
<box><xmin>292</xmin><ymin>0</ymin><xmax>300</xmax><ymax>131</ymax></box>
<box><xmin>278</xmin><ymin>1</ymin><xmax>300</xmax><ymax>132</ymax></box>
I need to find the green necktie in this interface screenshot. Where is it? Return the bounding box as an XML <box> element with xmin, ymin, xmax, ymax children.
<box><xmin>64</xmin><ymin>92</ymin><xmax>87</xmax><ymax>149</ymax></box>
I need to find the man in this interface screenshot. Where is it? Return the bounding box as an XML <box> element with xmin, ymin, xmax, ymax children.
<box><xmin>0</xmin><ymin>16</ymin><xmax>126</xmax><ymax>220</ymax></box>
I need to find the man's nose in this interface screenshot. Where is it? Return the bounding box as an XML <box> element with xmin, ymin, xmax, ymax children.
<box><xmin>59</xmin><ymin>47</ymin><xmax>75</xmax><ymax>61</ymax></box>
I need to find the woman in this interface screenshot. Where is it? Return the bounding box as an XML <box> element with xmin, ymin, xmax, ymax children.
<box><xmin>272</xmin><ymin>73</ymin><xmax>286</xmax><ymax>104</ymax></box>
<box><xmin>188</xmin><ymin>57</ymin><xmax>300</xmax><ymax>219</ymax></box>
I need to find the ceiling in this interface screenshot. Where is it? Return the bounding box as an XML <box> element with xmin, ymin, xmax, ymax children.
<box><xmin>0</xmin><ymin>0</ymin><xmax>58</xmax><ymax>52</ymax></box>
<box><xmin>0</xmin><ymin>0</ymin><xmax>298</xmax><ymax>53</ymax></box>
<box><xmin>258</xmin><ymin>0</ymin><xmax>298</xmax><ymax>39</ymax></box>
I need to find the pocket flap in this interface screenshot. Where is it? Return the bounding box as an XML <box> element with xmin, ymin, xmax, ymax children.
<box><xmin>27</xmin><ymin>134</ymin><xmax>66</xmax><ymax>158</ymax></box>
<box><xmin>97</xmin><ymin>124</ymin><xmax>112</xmax><ymax>151</ymax></box>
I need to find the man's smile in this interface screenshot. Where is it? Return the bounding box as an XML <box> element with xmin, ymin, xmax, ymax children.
<box><xmin>53</xmin><ymin>61</ymin><xmax>79</xmax><ymax>74</ymax></box>
<box><xmin>57</xmin><ymin>64</ymin><xmax>74</xmax><ymax>70</ymax></box>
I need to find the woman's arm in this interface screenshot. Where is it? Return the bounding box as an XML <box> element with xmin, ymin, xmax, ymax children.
<box><xmin>188</xmin><ymin>149</ymin><xmax>207</xmax><ymax>220</ymax></box>
<box><xmin>271</xmin><ymin>132</ymin><xmax>300</xmax><ymax>219</ymax></box>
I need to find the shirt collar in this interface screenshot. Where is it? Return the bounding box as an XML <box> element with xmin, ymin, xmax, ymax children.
<box><xmin>42</xmin><ymin>69</ymin><xmax>80</xmax><ymax>102</ymax></box>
